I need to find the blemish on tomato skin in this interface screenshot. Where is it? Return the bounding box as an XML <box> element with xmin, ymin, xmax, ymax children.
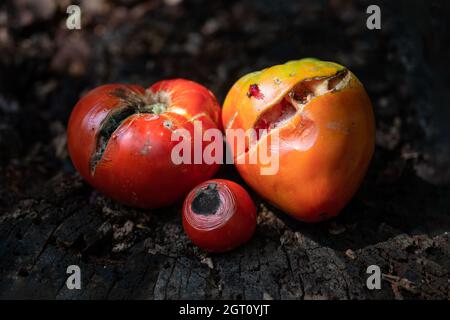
<box><xmin>247</xmin><ymin>84</ymin><xmax>264</xmax><ymax>100</ymax></box>
<box><xmin>140</xmin><ymin>138</ymin><xmax>152</xmax><ymax>155</ymax></box>
<box><xmin>326</xmin><ymin>121</ymin><xmax>351</xmax><ymax>134</ymax></box>
<box><xmin>163</xmin><ymin>120</ymin><xmax>173</xmax><ymax>129</ymax></box>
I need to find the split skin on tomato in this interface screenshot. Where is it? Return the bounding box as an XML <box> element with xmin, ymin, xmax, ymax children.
<box><xmin>222</xmin><ymin>58</ymin><xmax>375</xmax><ymax>222</ymax></box>
<box><xmin>182</xmin><ymin>179</ymin><xmax>257</xmax><ymax>252</ymax></box>
<box><xmin>67</xmin><ymin>79</ymin><xmax>222</xmax><ymax>209</ymax></box>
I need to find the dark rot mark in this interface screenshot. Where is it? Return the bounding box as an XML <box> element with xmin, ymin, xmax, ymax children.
<box><xmin>109</xmin><ymin>87</ymin><xmax>147</xmax><ymax>109</ymax></box>
<box><xmin>182</xmin><ymin>179</ymin><xmax>257</xmax><ymax>252</ymax></box>
<box><xmin>90</xmin><ymin>105</ymin><xmax>137</xmax><ymax>174</ymax></box>
<box><xmin>191</xmin><ymin>183</ymin><xmax>220</xmax><ymax>215</ymax></box>
<box><xmin>247</xmin><ymin>84</ymin><xmax>264</xmax><ymax>100</ymax></box>
<box><xmin>110</xmin><ymin>87</ymin><xmax>135</xmax><ymax>100</ymax></box>
<box><xmin>89</xmin><ymin>88</ymin><xmax>168</xmax><ymax>175</ymax></box>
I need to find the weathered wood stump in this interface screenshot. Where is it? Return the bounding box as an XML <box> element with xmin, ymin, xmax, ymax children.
<box><xmin>0</xmin><ymin>168</ymin><xmax>448</xmax><ymax>299</ymax></box>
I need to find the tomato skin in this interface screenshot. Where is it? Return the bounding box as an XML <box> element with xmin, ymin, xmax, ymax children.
<box><xmin>182</xmin><ymin>179</ymin><xmax>257</xmax><ymax>252</ymax></box>
<box><xmin>222</xmin><ymin>58</ymin><xmax>375</xmax><ymax>222</ymax></box>
<box><xmin>67</xmin><ymin>79</ymin><xmax>221</xmax><ymax>209</ymax></box>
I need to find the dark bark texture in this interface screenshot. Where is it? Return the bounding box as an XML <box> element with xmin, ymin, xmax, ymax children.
<box><xmin>0</xmin><ymin>0</ymin><xmax>449</xmax><ymax>299</ymax></box>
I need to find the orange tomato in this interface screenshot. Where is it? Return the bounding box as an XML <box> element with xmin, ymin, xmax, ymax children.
<box><xmin>222</xmin><ymin>58</ymin><xmax>375</xmax><ymax>222</ymax></box>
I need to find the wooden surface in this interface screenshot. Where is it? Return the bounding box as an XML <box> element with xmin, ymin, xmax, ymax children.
<box><xmin>0</xmin><ymin>170</ymin><xmax>448</xmax><ymax>299</ymax></box>
<box><xmin>1</xmin><ymin>0</ymin><xmax>449</xmax><ymax>300</ymax></box>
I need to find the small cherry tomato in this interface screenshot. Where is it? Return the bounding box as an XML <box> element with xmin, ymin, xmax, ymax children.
<box><xmin>222</xmin><ymin>58</ymin><xmax>375</xmax><ymax>222</ymax></box>
<box><xmin>182</xmin><ymin>179</ymin><xmax>257</xmax><ymax>252</ymax></box>
<box><xmin>67</xmin><ymin>79</ymin><xmax>221</xmax><ymax>209</ymax></box>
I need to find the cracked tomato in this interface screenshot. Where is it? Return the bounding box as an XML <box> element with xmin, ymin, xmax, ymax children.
<box><xmin>67</xmin><ymin>79</ymin><xmax>221</xmax><ymax>209</ymax></box>
<box><xmin>222</xmin><ymin>58</ymin><xmax>375</xmax><ymax>222</ymax></box>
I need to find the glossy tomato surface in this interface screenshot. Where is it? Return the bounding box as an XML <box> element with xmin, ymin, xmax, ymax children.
<box><xmin>222</xmin><ymin>58</ymin><xmax>375</xmax><ymax>222</ymax></box>
<box><xmin>67</xmin><ymin>79</ymin><xmax>221</xmax><ymax>208</ymax></box>
<box><xmin>182</xmin><ymin>179</ymin><xmax>256</xmax><ymax>252</ymax></box>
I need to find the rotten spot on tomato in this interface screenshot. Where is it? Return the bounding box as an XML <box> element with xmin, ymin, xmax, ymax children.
<box><xmin>252</xmin><ymin>69</ymin><xmax>350</xmax><ymax>141</ymax></box>
<box><xmin>289</xmin><ymin>69</ymin><xmax>350</xmax><ymax>106</ymax></box>
<box><xmin>90</xmin><ymin>104</ymin><xmax>137</xmax><ymax>174</ymax></box>
<box><xmin>191</xmin><ymin>183</ymin><xmax>220</xmax><ymax>215</ymax></box>
<box><xmin>163</xmin><ymin>120</ymin><xmax>173</xmax><ymax>129</ymax></box>
<box><xmin>109</xmin><ymin>87</ymin><xmax>143</xmax><ymax>105</ymax></box>
<box><xmin>247</xmin><ymin>84</ymin><xmax>264</xmax><ymax>100</ymax></box>
<box><xmin>253</xmin><ymin>99</ymin><xmax>296</xmax><ymax>140</ymax></box>
<box><xmin>89</xmin><ymin>87</ymin><xmax>169</xmax><ymax>175</ymax></box>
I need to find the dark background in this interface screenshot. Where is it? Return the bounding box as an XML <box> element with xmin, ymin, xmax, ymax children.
<box><xmin>0</xmin><ymin>0</ymin><xmax>449</xmax><ymax>300</ymax></box>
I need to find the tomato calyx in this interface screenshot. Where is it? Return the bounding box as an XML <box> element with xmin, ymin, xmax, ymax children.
<box><xmin>89</xmin><ymin>87</ymin><xmax>170</xmax><ymax>175</ymax></box>
<box><xmin>252</xmin><ymin>69</ymin><xmax>350</xmax><ymax>141</ymax></box>
<box><xmin>191</xmin><ymin>183</ymin><xmax>220</xmax><ymax>215</ymax></box>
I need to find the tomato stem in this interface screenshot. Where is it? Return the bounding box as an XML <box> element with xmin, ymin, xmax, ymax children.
<box><xmin>145</xmin><ymin>103</ymin><xmax>167</xmax><ymax>115</ymax></box>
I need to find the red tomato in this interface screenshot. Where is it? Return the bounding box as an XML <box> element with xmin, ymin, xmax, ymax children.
<box><xmin>67</xmin><ymin>79</ymin><xmax>221</xmax><ymax>208</ymax></box>
<box><xmin>182</xmin><ymin>179</ymin><xmax>257</xmax><ymax>252</ymax></box>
